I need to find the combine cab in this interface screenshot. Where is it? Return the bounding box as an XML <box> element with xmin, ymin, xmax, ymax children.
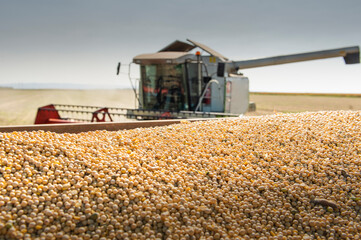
<box><xmin>35</xmin><ymin>39</ymin><xmax>360</xmax><ymax>124</ymax></box>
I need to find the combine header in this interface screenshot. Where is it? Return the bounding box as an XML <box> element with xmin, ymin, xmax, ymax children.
<box><xmin>35</xmin><ymin>39</ymin><xmax>360</xmax><ymax>124</ymax></box>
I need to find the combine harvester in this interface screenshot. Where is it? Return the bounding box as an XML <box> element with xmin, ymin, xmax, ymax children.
<box><xmin>32</xmin><ymin>39</ymin><xmax>359</xmax><ymax>126</ymax></box>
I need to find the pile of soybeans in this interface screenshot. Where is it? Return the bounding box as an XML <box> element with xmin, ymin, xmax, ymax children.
<box><xmin>1</xmin><ymin>111</ymin><xmax>361</xmax><ymax>240</ymax></box>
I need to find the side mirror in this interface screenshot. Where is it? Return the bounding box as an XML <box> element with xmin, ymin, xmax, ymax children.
<box><xmin>116</xmin><ymin>62</ymin><xmax>121</xmax><ymax>75</ymax></box>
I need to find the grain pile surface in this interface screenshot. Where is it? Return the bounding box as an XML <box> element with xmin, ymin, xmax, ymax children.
<box><xmin>1</xmin><ymin>111</ymin><xmax>361</xmax><ymax>240</ymax></box>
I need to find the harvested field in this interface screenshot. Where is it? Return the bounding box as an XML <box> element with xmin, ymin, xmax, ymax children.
<box><xmin>249</xmin><ymin>92</ymin><xmax>361</xmax><ymax>116</ymax></box>
<box><xmin>0</xmin><ymin>89</ymin><xmax>136</xmax><ymax>126</ymax></box>
<box><xmin>1</xmin><ymin>88</ymin><xmax>361</xmax><ymax>125</ymax></box>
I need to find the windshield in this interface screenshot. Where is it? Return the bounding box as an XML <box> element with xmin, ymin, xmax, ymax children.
<box><xmin>140</xmin><ymin>64</ymin><xmax>187</xmax><ymax>111</ymax></box>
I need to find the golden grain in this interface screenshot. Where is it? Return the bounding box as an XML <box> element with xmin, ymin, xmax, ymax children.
<box><xmin>0</xmin><ymin>111</ymin><xmax>361</xmax><ymax>239</ymax></box>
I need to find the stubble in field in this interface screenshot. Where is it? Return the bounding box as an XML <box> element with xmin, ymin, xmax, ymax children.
<box><xmin>248</xmin><ymin>93</ymin><xmax>361</xmax><ymax>116</ymax></box>
<box><xmin>0</xmin><ymin>89</ymin><xmax>136</xmax><ymax>126</ymax></box>
<box><xmin>1</xmin><ymin>89</ymin><xmax>361</xmax><ymax>126</ymax></box>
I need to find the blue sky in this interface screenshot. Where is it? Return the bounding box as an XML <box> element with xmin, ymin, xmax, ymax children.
<box><xmin>0</xmin><ymin>0</ymin><xmax>360</xmax><ymax>92</ymax></box>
